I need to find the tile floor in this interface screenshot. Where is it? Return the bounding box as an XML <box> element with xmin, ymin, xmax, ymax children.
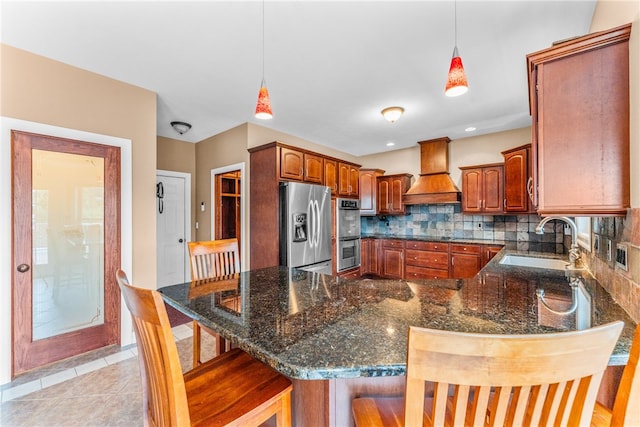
<box><xmin>0</xmin><ymin>323</ymin><xmax>217</xmax><ymax>427</ymax></box>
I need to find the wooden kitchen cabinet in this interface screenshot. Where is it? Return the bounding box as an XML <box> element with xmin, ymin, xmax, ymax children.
<box><xmin>361</xmin><ymin>238</ymin><xmax>381</xmax><ymax>276</ymax></box>
<box><xmin>502</xmin><ymin>144</ymin><xmax>534</xmax><ymax>213</ymax></box>
<box><xmin>405</xmin><ymin>241</ymin><xmax>449</xmax><ymax>279</ymax></box>
<box><xmin>460</xmin><ymin>164</ymin><xmax>504</xmax><ymax>214</ymax></box>
<box><xmin>338</xmin><ymin>162</ymin><xmax>360</xmax><ymax>198</ymax></box>
<box><xmin>377</xmin><ymin>174</ymin><xmax>412</xmax><ymax>215</ymax></box>
<box><xmin>324</xmin><ymin>158</ymin><xmax>338</xmax><ymax>195</ymax></box>
<box><xmin>526</xmin><ymin>24</ymin><xmax>631</xmax><ymax>216</ymax></box>
<box><xmin>359</xmin><ymin>169</ymin><xmax>384</xmax><ymax>216</ymax></box>
<box><xmin>482</xmin><ymin>245</ymin><xmax>503</xmax><ymax>266</ymax></box>
<box><xmin>279</xmin><ymin>146</ymin><xmax>304</xmax><ymax>181</ymax></box>
<box><xmin>450</xmin><ymin>244</ymin><xmax>482</xmax><ymax>279</ymax></box>
<box><xmin>380</xmin><ymin>239</ymin><xmax>405</xmax><ymax>279</ymax></box>
<box><xmin>304</xmin><ymin>152</ymin><xmax>324</xmax><ymax>184</ymax></box>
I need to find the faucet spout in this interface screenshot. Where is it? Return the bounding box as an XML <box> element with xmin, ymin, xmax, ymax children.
<box><xmin>535</xmin><ymin>216</ymin><xmax>581</xmax><ymax>269</ymax></box>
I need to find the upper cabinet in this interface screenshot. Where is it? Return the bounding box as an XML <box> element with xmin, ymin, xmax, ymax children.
<box><xmin>526</xmin><ymin>24</ymin><xmax>631</xmax><ymax>216</ymax></box>
<box><xmin>359</xmin><ymin>169</ymin><xmax>384</xmax><ymax>216</ymax></box>
<box><xmin>279</xmin><ymin>146</ymin><xmax>305</xmax><ymax>181</ymax></box>
<box><xmin>377</xmin><ymin>174</ymin><xmax>413</xmax><ymax>215</ymax></box>
<box><xmin>460</xmin><ymin>164</ymin><xmax>504</xmax><ymax>214</ymax></box>
<box><xmin>338</xmin><ymin>162</ymin><xmax>360</xmax><ymax>198</ymax></box>
<box><xmin>324</xmin><ymin>158</ymin><xmax>338</xmax><ymax>195</ymax></box>
<box><xmin>502</xmin><ymin>144</ymin><xmax>534</xmax><ymax>213</ymax></box>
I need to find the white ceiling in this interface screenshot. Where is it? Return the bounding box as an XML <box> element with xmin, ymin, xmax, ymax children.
<box><xmin>1</xmin><ymin>1</ymin><xmax>597</xmax><ymax>156</ymax></box>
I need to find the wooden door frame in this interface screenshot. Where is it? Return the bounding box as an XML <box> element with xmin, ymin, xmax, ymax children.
<box><xmin>0</xmin><ymin>117</ymin><xmax>133</xmax><ymax>385</ymax></box>
<box><xmin>156</xmin><ymin>170</ymin><xmax>191</xmax><ymax>284</ymax></box>
<box><xmin>210</xmin><ymin>162</ymin><xmax>246</xmax><ymax>271</ymax></box>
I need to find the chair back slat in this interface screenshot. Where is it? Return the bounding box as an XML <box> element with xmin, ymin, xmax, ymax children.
<box><xmin>188</xmin><ymin>239</ymin><xmax>240</xmax><ymax>280</ymax></box>
<box><xmin>404</xmin><ymin>322</ymin><xmax>623</xmax><ymax>426</ymax></box>
<box><xmin>116</xmin><ymin>270</ymin><xmax>190</xmax><ymax>427</ymax></box>
<box><xmin>611</xmin><ymin>323</ymin><xmax>640</xmax><ymax>426</ymax></box>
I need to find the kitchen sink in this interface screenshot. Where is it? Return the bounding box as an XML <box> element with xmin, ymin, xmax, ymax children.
<box><xmin>499</xmin><ymin>254</ymin><xmax>569</xmax><ymax>271</ymax></box>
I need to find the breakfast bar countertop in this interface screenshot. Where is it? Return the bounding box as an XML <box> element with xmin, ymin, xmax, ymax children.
<box><xmin>159</xmin><ymin>249</ymin><xmax>636</xmax><ymax>380</ymax></box>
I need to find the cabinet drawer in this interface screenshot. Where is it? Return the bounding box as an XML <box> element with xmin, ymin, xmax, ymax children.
<box><xmin>382</xmin><ymin>239</ymin><xmax>405</xmax><ymax>249</ymax></box>
<box><xmin>405</xmin><ymin>249</ymin><xmax>449</xmax><ymax>270</ymax></box>
<box><xmin>450</xmin><ymin>244</ymin><xmax>482</xmax><ymax>254</ymax></box>
<box><xmin>406</xmin><ymin>265</ymin><xmax>449</xmax><ymax>279</ymax></box>
<box><xmin>405</xmin><ymin>241</ymin><xmax>448</xmax><ymax>252</ymax></box>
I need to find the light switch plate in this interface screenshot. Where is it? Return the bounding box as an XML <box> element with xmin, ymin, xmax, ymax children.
<box><xmin>607</xmin><ymin>239</ymin><xmax>612</xmax><ymax>262</ymax></box>
<box><xmin>616</xmin><ymin>243</ymin><xmax>628</xmax><ymax>271</ymax></box>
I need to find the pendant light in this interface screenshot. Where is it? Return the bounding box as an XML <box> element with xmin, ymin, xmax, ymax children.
<box><xmin>255</xmin><ymin>0</ymin><xmax>273</xmax><ymax>119</ymax></box>
<box><xmin>445</xmin><ymin>0</ymin><xmax>468</xmax><ymax>97</ymax></box>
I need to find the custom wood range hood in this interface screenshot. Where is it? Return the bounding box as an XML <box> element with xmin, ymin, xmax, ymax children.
<box><xmin>402</xmin><ymin>137</ymin><xmax>461</xmax><ymax>205</ymax></box>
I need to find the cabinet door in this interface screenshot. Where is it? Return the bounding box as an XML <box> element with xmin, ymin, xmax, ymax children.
<box><xmin>482</xmin><ymin>165</ymin><xmax>504</xmax><ymax>213</ymax></box>
<box><xmin>349</xmin><ymin>166</ymin><xmax>359</xmax><ymax>196</ymax></box>
<box><xmin>461</xmin><ymin>169</ymin><xmax>482</xmax><ymax>212</ymax></box>
<box><xmin>389</xmin><ymin>177</ymin><xmax>405</xmax><ymax>213</ymax></box>
<box><xmin>359</xmin><ymin>170</ymin><xmax>382</xmax><ymax>215</ymax></box>
<box><xmin>528</xmin><ymin>24</ymin><xmax>630</xmax><ymax>216</ymax></box>
<box><xmin>377</xmin><ymin>178</ymin><xmax>390</xmax><ymax>213</ymax></box>
<box><xmin>451</xmin><ymin>252</ymin><xmax>482</xmax><ymax>279</ymax></box>
<box><xmin>503</xmin><ymin>146</ymin><xmax>530</xmax><ymax>212</ymax></box>
<box><xmin>482</xmin><ymin>245</ymin><xmax>503</xmax><ymax>267</ymax></box>
<box><xmin>381</xmin><ymin>247</ymin><xmax>404</xmax><ymax>279</ymax></box>
<box><xmin>338</xmin><ymin>162</ymin><xmax>352</xmax><ymax>196</ymax></box>
<box><xmin>304</xmin><ymin>153</ymin><xmax>324</xmax><ymax>184</ymax></box>
<box><xmin>324</xmin><ymin>159</ymin><xmax>338</xmax><ymax>195</ymax></box>
<box><xmin>361</xmin><ymin>239</ymin><xmax>371</xmax><ymax>274</ymax></box>
<box><xmin>279</xmin><ymin>147</ymin><xmax>304</xmax><ymax>181</ymax></box>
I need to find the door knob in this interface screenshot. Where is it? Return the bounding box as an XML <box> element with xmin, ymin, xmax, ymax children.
<box><xmin>17</xmin><ymin>264</ymin><xmax>30</xmax><ymax>273</ymax></box>
<box><xmin>178</xmin><ymin>239</ymin><xmax>184</xmax><ymax>243</ymax></box>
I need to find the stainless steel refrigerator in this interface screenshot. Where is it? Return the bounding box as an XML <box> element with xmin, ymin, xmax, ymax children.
<box><xmin>279</xmin><ymin>182</ymin><xmax>332</xmax><ymax>275</ymax></box>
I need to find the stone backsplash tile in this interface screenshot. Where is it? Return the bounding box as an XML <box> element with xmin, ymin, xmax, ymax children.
<box><xmin>581</xmin><ymin>208</ymin><xmax>640</xmax><ymax>323</ymax></box>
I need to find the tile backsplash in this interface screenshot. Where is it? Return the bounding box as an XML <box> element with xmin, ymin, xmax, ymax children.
<box><xmin>581</xmin><ymin>208</ymin><xmax>640</xmax><ymax>322</ymax></box>
<box><xmin>360</xmin><ymin>204</ymin><xmax>567</xmax><ymax>253</ymax></box>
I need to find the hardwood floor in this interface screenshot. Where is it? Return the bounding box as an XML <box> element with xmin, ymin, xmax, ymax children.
<box><xmin>1</xmin><ymin>323</ymin><xmax>216</xmax><ymax>426</ymax></box>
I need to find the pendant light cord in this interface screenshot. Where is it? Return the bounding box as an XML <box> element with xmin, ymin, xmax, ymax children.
<box><xmin>261</xmin><ymin>0</ymin><xmax>265</xmax><ymax>84</ymax></box>
<box><xmin>454</xmin><ymin>0</ymin><xmax>458</xmax><ymax>47</ymax></box>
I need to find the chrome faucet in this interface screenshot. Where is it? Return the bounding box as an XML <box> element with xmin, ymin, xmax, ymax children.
<box><xmin>535</xmin><ymin>216</ymin><xmax>581</xmax><ymax>269</ymax></box>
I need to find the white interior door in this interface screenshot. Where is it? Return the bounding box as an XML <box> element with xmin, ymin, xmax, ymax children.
<box><xmin>156</xmin><ymin>171</ymin><xmax>190</xmax><ymax>287</ymax></box>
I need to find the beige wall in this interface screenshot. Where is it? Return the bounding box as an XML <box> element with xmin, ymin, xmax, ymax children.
<box><xmin>357</xmin><ymin>127</ymin><xmax>531</xmax><ymax>189</ymax></box>
<box><xmin>1</xmin><ymin>44</ymin><xmax>158</xmax><ymax>286</ymax></box>
<box><xmin>157</xmin><ymin>136</ymin><xmax>197</xmax><ymax>239</ymax></box>
<box><xmin>590</xmin><ymin>0</ymin><xmax>640</xmax><ymax>208</ymax></box>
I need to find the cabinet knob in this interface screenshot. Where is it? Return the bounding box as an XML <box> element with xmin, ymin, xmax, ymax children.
<box><xmin>413</xmin><ymin>257</ymin><xmax>417</xmax><ymax>260</ymax></box>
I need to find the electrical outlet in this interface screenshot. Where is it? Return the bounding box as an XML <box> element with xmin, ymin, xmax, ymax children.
<box><xmin>593</xmin><ymin>234</ymin><xmax>600</xmax><ymax>252</ymax></box>
<box><xmin>616</xmin><ymin>243</ymin><xmax>628</xmax><ymax>271</ymax></box>
<box><xmin>607</xmin><ymin>239</ymin><xmax>612</xmax><ymax>262</ymax></box>
<box><xmin>476</xmin><ymin>222</ymin><xmax>483</xmax><ymax>230</ymax></box>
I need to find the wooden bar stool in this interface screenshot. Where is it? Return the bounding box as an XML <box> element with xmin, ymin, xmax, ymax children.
<box><xmin>117</xmin><ymin>270</ymin><xmax>292</xmax><ymax>426</ymax></box>
<box><xmin>353</xmin><ymin>322</ymin><xmax>623</xmax><ymax>426</ymax></box>
<box><xmin>188</xmin><ymin>239</ymin><xmax>240</xmax><ymax>368</ymax></box>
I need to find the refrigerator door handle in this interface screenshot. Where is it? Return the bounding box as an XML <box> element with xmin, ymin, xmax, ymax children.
<box><xmin>313</xmin><ymin>200</ymin><xmax>321</xmax><ymax>248</ymax></box>
<box><xmin>308</xmin><ymin>199</ymin><xmax>315</xmax><ymax>248</ymax></box>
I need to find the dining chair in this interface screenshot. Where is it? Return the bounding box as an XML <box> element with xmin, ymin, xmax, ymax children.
<box><xmin>116</xmin><ymin>270</ymin><xmax>292</xmax><ymax>427</ymax></box>
<box><xmin>188</xmin><ymin>238</ymin><xmax>240</xmax><ymax>368</ymax></box>
<box><xmin>352</xmin><ymin>322</ymin><xmax>624</xmax><ymax>427</ymax></box>
<box><xmin>591</xmin><ymin>322</ymin><xmax>640</xmax><ymax>427</ymax></box>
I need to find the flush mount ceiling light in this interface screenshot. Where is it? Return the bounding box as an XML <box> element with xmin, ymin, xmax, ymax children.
<box><xmin>170</xmin><ymin>121</ymin><xmax>192</xmax><ymax>135</ymax></box>
<box><xmin>445</xmin><ymin>0</ymin><xmax>469</xmax><ymax>97</ymax></box>
<box><xmin>381</xmin><ymin>106</ymin><xmax>404</xmax><ymax>123</ymax></box>
<box><xmin>255</xmin><ymin>0</ymin><xmax>273</xmax><ymax>119</ymax></box>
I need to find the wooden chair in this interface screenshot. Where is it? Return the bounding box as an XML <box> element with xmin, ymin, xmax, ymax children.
<box><xmin>116</xmin><ymin>270</ymin><xmax>292</xmax><ymax>427</ymax></box>
<box><xmin>592</xmin><ymin>323</ymin><xmax>640</xmax><ymax>427</ymax></box>
<box><xmin>188</xmin><ymin>239</ymin><xmax>240</xmax><ymax>368</ymax></box>
<box><xmin>352</xmin><ymin>322</ymin><xmax>624</xmax><ymax>426</ymax></box>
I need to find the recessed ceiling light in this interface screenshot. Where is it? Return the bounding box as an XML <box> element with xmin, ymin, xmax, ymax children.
<box><xmin>465</xmin><ymin>126</ymin><xmax>477</xmax><ymax>132</ymax></box>
<box><xmin>386</xmin><ymin>142</ymin><xmax>396</xmax><ymax>147</ymax></box>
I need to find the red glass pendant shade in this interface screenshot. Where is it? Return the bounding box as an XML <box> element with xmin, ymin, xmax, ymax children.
<box><xmin>255</xmin><ymin>82</ymin><xmax>273</xmax><ymax>119</ymax></box>
<box><xmin>445</xmin><ymin>47</ymin><xmax>468</xmax><ymax>97</ymax></box>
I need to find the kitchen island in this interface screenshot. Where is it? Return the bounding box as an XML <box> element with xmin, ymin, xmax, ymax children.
<box><xmin>159</xmin><ymin>249</ymin><xmax>635</xmax><ymax>426</ymax></box>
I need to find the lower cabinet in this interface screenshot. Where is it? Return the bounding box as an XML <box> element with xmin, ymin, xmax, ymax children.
<box><xmin>380</xmin><ymin>239</ymin><xmax>405</xmax><ymax>279</ymax></box>
<box><xmin>450</xmin><ymin>244</ymin><xmax>483</xmax><ymax>279</ymax></box>
<box><xmin>361</xmin><ymin>238</ymin><xmax>381</xmax><ymax>276</ymax></box>
<box><xmin>337</xmin><ymin>266</ymin><xmax>361</xmax><ymax>279</ymax></box>
<box><xmin>405</xmin><ymin>241</ymin><xmax>449</xmax><ymax>279</ymax></box>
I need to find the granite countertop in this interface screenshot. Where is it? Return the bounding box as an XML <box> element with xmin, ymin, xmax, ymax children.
<box><xmin>159</xmin><ymin>249</ymin><xmax>635</xmax><ymax>380</ymax></box>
